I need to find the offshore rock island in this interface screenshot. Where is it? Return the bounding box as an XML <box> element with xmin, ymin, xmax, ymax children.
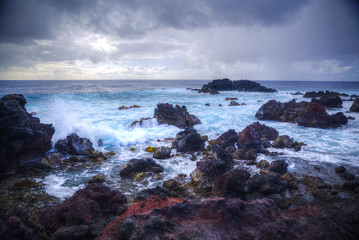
<box><xmin>0</xmin><ymin>80</ymin><xmax>359</xmax><ymax>240</ymax></box>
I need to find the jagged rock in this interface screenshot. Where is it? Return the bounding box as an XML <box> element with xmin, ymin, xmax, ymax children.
<box><xmin>303</xmin><ymin>90</ymin><xmax>347</xmax><ymax>98</ymax></box>
<box><xmin>153</xmin><ymin>146</ymin><xmax>171</xmax><ymax>159</ymax></box>
<box><xmin>268</xmin><ymin>160</ymin><xmax>288</xmax><ymax>175</ymax></box>
<box><xmin>120</xmin><ymin>158</ymin><xmax>164</xmax><ymax>177</ymax></box>
<box><xmin>0</xmin><ymin>94</ymin><xmax>55</xmax><ymax>175</ymax></box>
<box><xmin>311</xmin><ymin>95</ymin><xmax>343</xmax><ymax>108</ymax></box>
<box><xmin>238</xmin><ymin>122</ymin><xmax>279</xmax><ymax>151</ymax></box>
<box><xmin>350</xmin><ymin>98</ymin><xmax>359</xmax><ymax>112</ymax></box>
<box><xmin>215</xmin><ymin>129</ymin><xmax>238</xmax><ymax>149</ymax></box>
<box><xmin>54</xmin><ymin>133</ymin><xmax>94</xmax><ymax>155</ymax></box>
<box><xmin>154</xmin><ymin>103</ymin><xmax>200</xmax><ymax>128</ymax></box>
<box><xmin>249</xmin><ymin>174</ymin><xmax>287</xmax><ymax>195</ymax></box>
<box><xmin>212</xmin><ymin>168</ymin><xmax>251</xmax><ymax>197</ymax></box>
<box><xmin>255</xmin><ymin>100</ymin><xmax>285</xmax><ymax>120</ymax></box>
<box><xmin>272</xmin><ymin>135</ymin><xmax>301</xmax><ymax>151</ymax></box>
<box><xmin>130</xmin><ymin>117</ymin><xmax>153</xmax><ymax>127</ymax></box>
<box><xmin>296</xmin><ymin>103</ymin><xmax>348</xmax><ymax>128</ymax></box>
<box><xmin>172</xmin><ymin>128</ymin><xmax>205</xmax><ymax>152</ymax></box>
<box><xmin>41</xmin><ymin>183</ymin><xmax>127</xmax><ymax>237</ymax></box>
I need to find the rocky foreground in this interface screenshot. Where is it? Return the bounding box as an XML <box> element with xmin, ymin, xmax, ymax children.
<box><xmin>1</xmin><ymin>93</ymin><xmax>359</xmax><ymax>240</ymax></box>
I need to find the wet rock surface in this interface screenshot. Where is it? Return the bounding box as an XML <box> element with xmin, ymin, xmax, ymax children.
<box><xmin>153</xmin><ymin>146</ymin><xmax>171</xmax><ymax>159</ymax></box>
<box><xmin>55</xmin><ymin>133</ymin><xmax>94</xmax><ymax>155</ymax></box>
<box><xmin>311</xmin><ymin>95</ymin><xmax>343</xmax><ymax>108</ymax></box>
<box><xmin>0</xmin><ymin>94</ymin><xmax>55</xmax><ymax>176</ymax></box>
<box><xmin>256</xmin><ymin>100</ymin><xmax>348</xmax><ymax>128</ymax></box>
<box><xmin>154</xmin><ymin>103</ymin><xmax>200</xmax><ymax>128</ymax></box>
<box><xmin>350</xmin><ymin>98</ymin><xmax>359</xmax><ymax>112</ymax></box>
<box><xmin>120</xmin><ymin>158</ymin><xmax>164</xmax><ymax>177</ymax></box>
<box><xmin>172</xmin><ymin>128</ymin><xmax>205</xmax><ymax>152</ymax></box>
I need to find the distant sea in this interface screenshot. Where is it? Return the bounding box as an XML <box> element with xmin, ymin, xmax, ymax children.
<box><xmin>1</xmin><ymin>79</ymin><xmax>359</xmax><ymax>199</ymax></box>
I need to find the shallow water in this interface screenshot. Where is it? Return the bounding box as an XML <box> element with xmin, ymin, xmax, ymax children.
<box><xmin>1</xmin><ymin>80</ymin><xmax>359</xmax><ymax>199</ymax></box>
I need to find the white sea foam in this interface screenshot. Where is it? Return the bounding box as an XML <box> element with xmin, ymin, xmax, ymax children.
<box><xmin>43</xmin><ymin>174</ymin><xmax>85</xmax><ymax>200</ymax></box>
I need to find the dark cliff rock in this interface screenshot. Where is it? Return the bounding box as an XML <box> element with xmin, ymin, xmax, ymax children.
<box><xmin>154</xmin><ymin>103</ymin><xmax>201</xmax><ymax>128</ymax></box>
<box><xmin>0</xmin><ymin>94</ymin><xmax>55</xmax><ymax>176</ymax></box>
<box><xmin>311</xmin><ymin>95</ymin><xmax>343</xmax><ymax>108</ymax></box>
<box><xmin>119</xmin><ymin>158</ymin><xmax>164</xmax><ymax>177</ymax></box>
<box><xmin>200</xmin><ymin>78</ymin><xmax>277</xmax><ymax>93</ymax></box>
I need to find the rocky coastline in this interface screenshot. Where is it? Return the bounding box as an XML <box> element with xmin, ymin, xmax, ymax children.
<box><xmin>1</xmin><ymin>88</ymin><xmax>359</xmax><ymax>240</ymax></box>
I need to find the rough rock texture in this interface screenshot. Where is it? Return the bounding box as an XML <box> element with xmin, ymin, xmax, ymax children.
<box><xmin>153</xmin><ymin>103</ymin><xmax>200</xmax><ymax>128</ymax></box>
<box><xmin>238</xmin><ymin>122</ymin><xmax>279</xmax><ymax>151</ymax></box>
<box><xmin>172</xmin><ymin>128</ymin><xmax>205</xmax><ymax>152</ymax></box>
<box><xmin>0</xmin><ymin>94</ymin><xmax>55</xmax><ymax>176</ymax></box>
<box><xmin>54</xmin><ymin>133</ymin><xmax>94</xmax><ymax>156</ymax></box>
<box><xmin>215</xmin><ymin>129</ymin><xmax>238</xmax><ymax>149</ymax></box>
<box><xmin>200</xmin><ymin>78</ymin><xmax>277</xmax><ymax>93</ymax></box>
<box><xmin>190</xmin><ymin>145</ymin><xmax>233</xmax><ymax>195</ymax></box>
<box><xmin>311</xmin><ymin>96</ymin><xmax>343</xmax><ymax>108</ymax></box>
<box><xmin>350</xmin><ymin>98</ymin><xmax>359</xmax><ymax>112</ymax></box>
<box><xmin>303</xmin><ymin>90</ymin><xmax>347</xmax><ymax>98</ymax></box>
<box><xmin>41</xmin><ymin>183</ymin><xmax>127</xmax><ymax>237</ymax></box>
<box><xmin>256</xmin><ymin>100</ymin><xmax>348</xmax><ymax>128</ymax></box>
<box><xmin>212</xmin><ymin>168</ymin><xmax>251</xmax><ymax>197</ymax></box>
<box><xmin>249</xmin><ymin>174</ymin><xmax>287</xmax><ymax>195</ymax></box>
<box><xmin>119</xmin><ymin>158</ymin><xmax>164</xmax><ymax>177</ymax></box>
<box><xmin>296</xmin><ymin>103</ymin><xmax>348</xmax><ymax>128</ymax></box>
<box><xmin>0</xmin><ymin>216</ymin><xmax>41</xmax><ymax>240</ymax></box>
<box><xmin>272</xmin><ymin>135</ymin><xmax>301</xmax><ymax>151</ymax></box>
<box><xmin>153</xmin><ymin>146</ymin><xmax>171</xmax><ymax>159</ymax></box>
<box><xmin>96</xmin><ymin>196</ymin><xmax>359</xmax><ymax>240</ymax></box>
<box><xmin>268</xmin><ymin>160</ymin><xmax>288</xmax><ymax>175</ymax></box>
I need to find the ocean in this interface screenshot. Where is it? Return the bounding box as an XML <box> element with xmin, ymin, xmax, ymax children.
<box><xmin>1</xmin><ymin>80</ymin><xmax>359</xmax><ymax>199</ymax></box>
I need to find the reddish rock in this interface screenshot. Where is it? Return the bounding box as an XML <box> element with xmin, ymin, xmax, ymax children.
<box><xmin>95</xmin><ymin>197</ymin><xmax>359</xmax><ymax>240</ymax></box>
<box><xmin>41</xmin><ymin>183</ymin><xmax>127</xmax><ymax>237</ymax></box>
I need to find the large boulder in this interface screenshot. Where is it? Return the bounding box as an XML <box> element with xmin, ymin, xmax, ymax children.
<box><xmin>154</xmin><ymin>103</ymin><xmax>200</xmax><ymax>128</ymax></box>
<box><xmin>350</xmin><ymin>98</ymin><xmax>359</xmax><ymax>112</ymax></box>
<box><xmin>120</xmin><ymin>158</ymin><xmax>164</xmax><ymax>177</ymax></box>
<box><xmin>296</xmin><ymin>103</ymin><xmax>348</xmax><ymax>128</ymax></box>
<box><xmin>255</xmin><ymin>100</ymin><xmax>285</xmax><ymax>120</ymax></box>
<box><xmin>172</xmin><ymin>128</ymin><xmax>205</xmax><ymax>152</ymax></box>
<box><xmin>249</xmin><ymin>174</ymin><xmax>287</xmax><ymax>195</ymax></box>
<box><xmin>0</xmin><ymin>94</ymin><xmax>55</xmax><ymax>176</ymax></box>
<box><xmin>311</xmin><ymin>95</ymin><xmax>343</xmax><ymax>108</ymax></box>
<box><xmin>215</xmin><ymin>129</ymin><xmax>238</xmax><ymax>149</ymax></box>
<box><xmin>41</xmin><ymin>183</ymin><xmax>127</xmax><ymax>237</ymax></box>
<box><xmin>212</xmin><ymin>168</ymin><xmax>251</xmax><ymax>197</ymax></box>
<box><xmin>303</xmin><ymin>90</ymin><xmax>347</xmax><ymax>98</ymax></box>
<box><xmin>54</xmin><ymin>133</ymin><xmax>94</xmax><ymax>155</ymax></box>
<box><xmin>272</xmin><ymin>135</ymin><xmax>302</xmax><ymax>151</ymax></box>
<box><xmin>256</xmin><ymin>99</ymin><xmax>348</xmax><ymax>128</ymax></box>
<box><xmin>153</xmin><ymin>146</ymin><xmax>171</xmax><ymax>159</ymax></box>
<box><xmin>201</xmin><ymin>78</ymin><xmax>277</xmax><ymax>93</ymax></box>
<box><xmin>238</xmin><ymin>122</ymin><xmax>279</xmax><ymax>151</ymax></box>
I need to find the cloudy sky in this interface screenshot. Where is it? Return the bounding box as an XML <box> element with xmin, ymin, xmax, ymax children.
<box><xmin>0</xmin><ymin>0</ymin><xmax>358</xmax><ymax>81</ymax></box>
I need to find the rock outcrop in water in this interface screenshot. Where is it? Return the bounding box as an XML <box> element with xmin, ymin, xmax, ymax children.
<box><xmin>55</xmin><ymin>133</ymin><xmax>94</xmax><ymax>155</ymax></box>
<box><xmin>303</xmin><ymin>90</ymin><xmax>348</xmax><ymax>98</ymax></box>
<box><xmin>120</xmin><ymin>158</ymin><xmax>164</xmax><ymax>177</ymax></box>
<box><xmin>200</xmin><ymin>78</ymin><xmax>277</xmax><ymax>93</ymax></box>
<box><xmin>172</xmin><ymin>128</ymin><xmax>205</xmax><ymax>152</ymax></box>
<box><xmin>0</xmin><ymin>94</ymin><xmax>55</xmax><ymax>176</ymax></box>
<box><xmin>256</xmin><ymin>100</ymin><xmax>348</xmax><ymax>128</ymax></box>
<box><xmin>350</xmin><ymin>98</ymin><xmax>359</xmax><ymax>112</ymax></box>
<box><xmin>311</xmin><ymin>95</ymin><xmax>343</xmax><ymax>108</ymax></box>
<box><xmin>153</xmin><ymin>103</ymin><xmax>201</xmax><ymax>128</ymax></box>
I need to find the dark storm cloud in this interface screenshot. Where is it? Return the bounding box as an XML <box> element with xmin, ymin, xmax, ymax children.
<box><xmin>0</xmin><ymin>0</ymin><xmax>310</xmax><ymax>43</ymax></box>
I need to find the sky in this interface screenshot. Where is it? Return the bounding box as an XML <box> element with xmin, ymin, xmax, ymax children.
<box><xmin>0</xmin><ymin>0</ymin><xmax>358</xmax><ymax>81</ymax></box>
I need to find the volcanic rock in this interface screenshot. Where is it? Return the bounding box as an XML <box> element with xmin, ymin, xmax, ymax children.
<box><xmin>200</xmin><ymin>78</ymin><xmax>277</xmax><ymax>93</ymax></box>
<box><xmin>153</xmin><ymin>146</ymin><xmax>171</xmax><ymax>159</ymax></box>
<box><xmin>212</xmin><ymin>168</ymin><xmax>251</xmax><ymax>197</ymax></box>
<box><xmin>172</xmin><ymin>128</ymin><xmax>205</xmax><ymax>152</ymax></box>
<box><xmin>154</xmin><ymin>103</ymin><xmax>200</xmax><ymax>128</ymax></box>
<box><xmin>0</xmin><ymin>94</ymin><xmax>55</xmax><ymax>176</ymax></box>
<box><xmin>120</xmin><ymin>158</ymin><xmax>164</xmax><ymax>177</ymax></box>
<box><xmin>350</xmin><ymin>98</ymin><xmax>359</xmax><ymax>112</ymax></box>
<box><xmin>55</xmin><ymin>133</ymin><xmax>94</xmax><ymax>156</ymax></box>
